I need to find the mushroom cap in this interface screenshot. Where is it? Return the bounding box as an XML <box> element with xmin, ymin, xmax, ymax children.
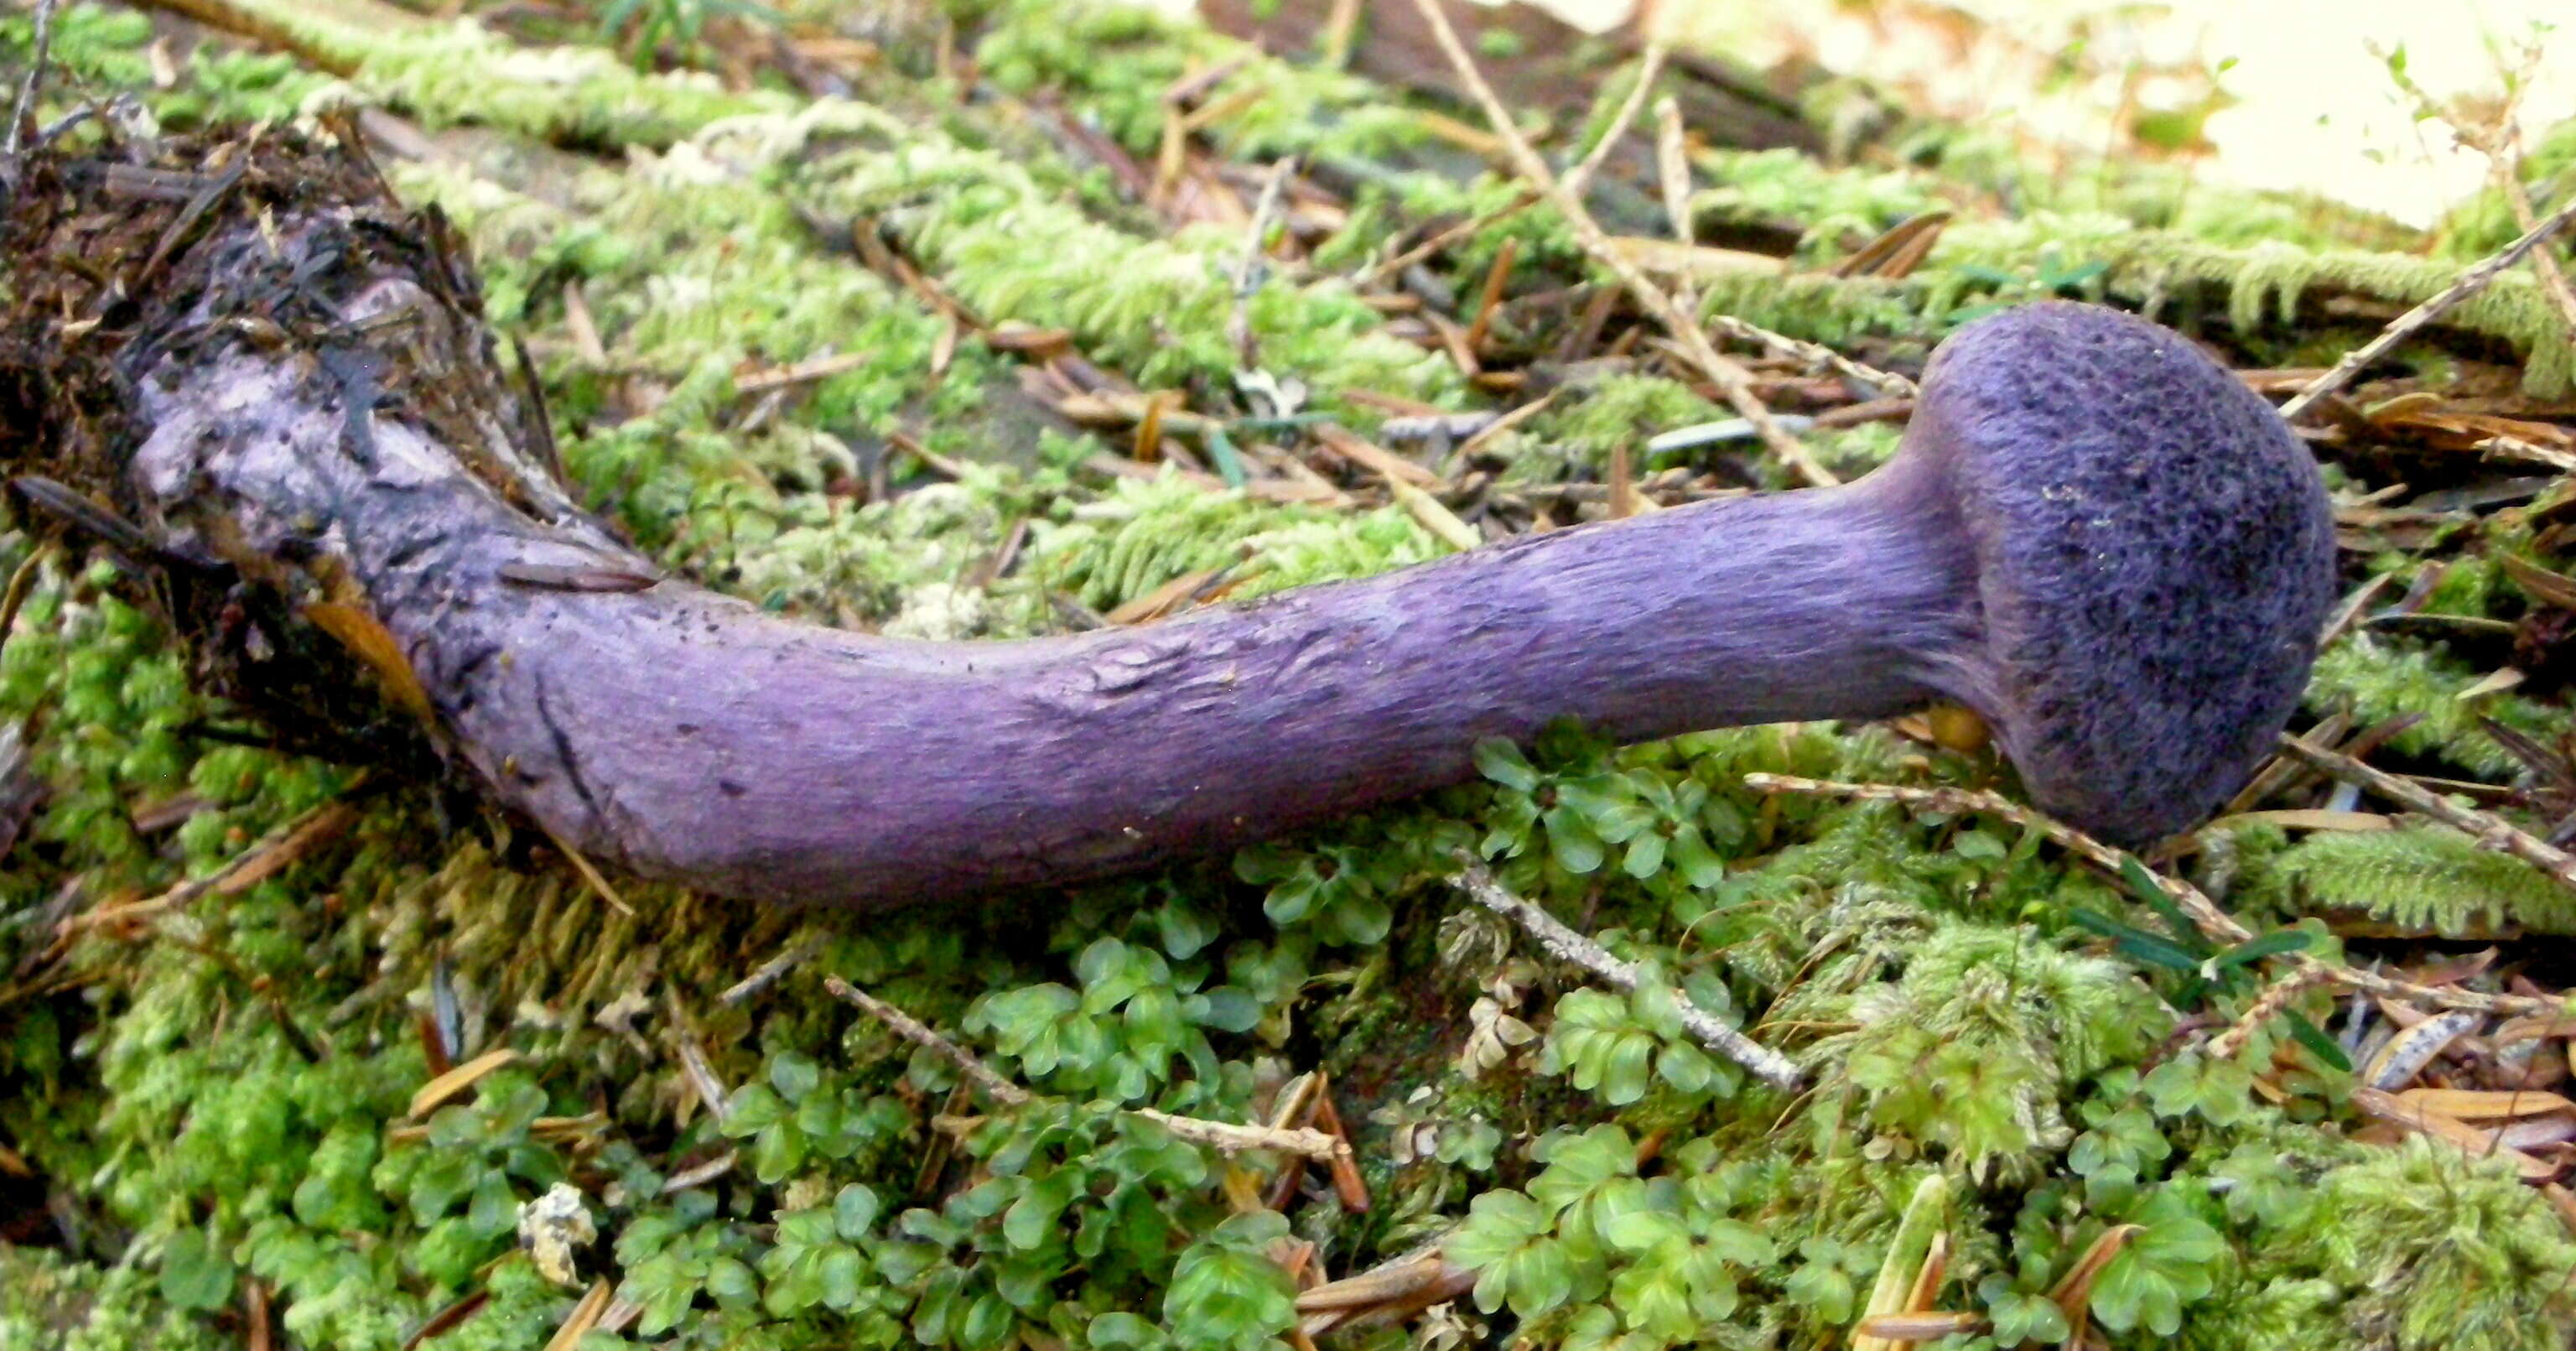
<box><xmin>1906</xmin><ymin>301</ymin><xmax>2337</xmax><ymax>846</ymax></box>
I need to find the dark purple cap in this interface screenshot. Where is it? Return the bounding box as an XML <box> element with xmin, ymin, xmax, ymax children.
<box><xmin>1905</xmin><ymin>302</ymin><xmax>2339</xmax><ymax>845</ymax></box>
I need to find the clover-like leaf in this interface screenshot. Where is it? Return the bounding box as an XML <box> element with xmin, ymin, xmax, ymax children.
<box><xmin>159</xmin><ymin>1228</ymin><xmax>236</xmax><ymax>1312</ymax></box>
<box><xmin>835</xmin><ymin>1183</ymin><xmax>882</xmax><ymax>1241</ymax></box>
<box><xmin>1474</xmin><ymin>737</ymin><xmax>1541</xmax><ymax>792</ymax></box>
<box><xmin>768</xmin><ymin>1052</ymin><xmax>822</xmax><ymax>1103</ymax></box>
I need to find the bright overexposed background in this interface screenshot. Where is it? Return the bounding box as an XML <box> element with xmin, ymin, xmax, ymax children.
<box><xmin>1162</xmin><ymin>0</ymin><xmax>2575</xmax><ymax>229</ymax></box>
<box><xmin>1656</xmin><ymin>0</ymin><xmax>2575</xmax><ymax>228</ymax></box>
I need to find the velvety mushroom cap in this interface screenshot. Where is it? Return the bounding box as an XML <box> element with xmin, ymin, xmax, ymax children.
<box><xmin>1901</xmin><ymin>301</ymin><xmax>2339</xmax><ymax>845</ymax></box>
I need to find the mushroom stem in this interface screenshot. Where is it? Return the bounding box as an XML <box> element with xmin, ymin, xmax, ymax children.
<box><xmin>497</xmin><ymin>481</ymin><xmax>1971</xmax><ymax>906</ymax></box>
<box><xmin>139</xmin><ymin>334</ymin><xmax>1975</xmax><ymax>907</ymax></box>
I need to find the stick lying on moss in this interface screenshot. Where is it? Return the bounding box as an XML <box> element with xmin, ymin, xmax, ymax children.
<box><xmin>2</xmin><ymin>127</ymin><xmax>2335</xmax><ymax>909</ymax></box>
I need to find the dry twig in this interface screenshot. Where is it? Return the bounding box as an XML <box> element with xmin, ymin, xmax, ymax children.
<box><xmin>0</xmin><ymin>546</ymin><xmax>45</xmax><ymax>667</ymax></box>
<box><xmin>1445</xmin><ymin>388</ymin><xmax>1557</xmax><ymax>470</ymax></box>
<box><xmin>2487</xmin><ymin>145</ymin><xmax>2576</xmax><ymax>345</ymax></box>
<box><xmin>2277</xmin><ymin>731</ymin><xmax>2576</xmax><ymax>895</ymax></box>
<box><xmin>1401</xmin><ymin>0</ymin><xmax>1837</xmax><ymax>487</ymax></box>
<box><xmin>1296</xmin><ymin>1248</ymin><xmax>1477</xmax><ymax>1337</ymax></box>
<box><xmin>1450</xmin><ymin>852</ymin><xmax>1802</xmax><ymax>1089</ymax></box>
<box><xmin>1701</xmin><ymin>316</ymin><xmax>1916</xmax><ymax>400</ymax></box>
<box><xmin>1653</xmin><ymin>96</ymin><xmax>1693</xmax><ymax>258</ymax></box>
<box><xmin>718</xmin><ymin>936</ymin><xmax>818</xmax><ymax>1006</ymax></box>
<box><xmin>1633</xmin><ymin>97</ymin><xmax>1903</xmax><ymax>405</ymax></box>
<box><xmin>823</xmin><ymin>976</ymin><xmax>1349</xmax><ymax>1161</ymax></box>
<box><xmin>1228</xmin><ymin>155</ymin><xmax>1297</xmax><ymax>370</ymax></box>
<box><xmin>1559</xmin><ymin>43</ymin><xmax>1668</xmax><ymax>204</ymax></box>
<box><xmin>666</xmin><ymin>993</ymin><xmax>733</xmax><ymax>1125</ymax></box>
<box><xmin>3</xmin><ymin>0</ymin><xmax>61</xmax><ymax>170</ymax></box>
<box><xmin>2209</xmin><ymin>963</ymin><xmax>2335</xmax><ymax>1061</ymax></box>
<box><xmin>1742</xmin><ymin>775</ymin><xmax>2246</xmax><ymax>939</ymax></box>
<box><xmin>825</xmin><ymin>974</ymin><xmax>1030</xmax><ymax>1104</ymax></box>
<box><xmin>63</xmin><ymin>791</ymin><xmax>362</xmax><ymax>935</ymax></box>
<box><xmin>1357</xmin><ymin>190</ymin><xmax>1539</xmax><ymax>289</ymax></box>
<box><xmin>2279</xmin><ymin>188</ymin><xmax>2576</xmax><ymax>420</ymax></box>
<box><xmin>2390</xmin><ymin>35</ymin><xmax>2576</xmax><ymax>346</ymax></box>
<box><xmin>1124</xmin><ymin>1106</ymin><xmax>1351</xmax><ymax>1162</ymax></box>
<box><xmin>1649</xmin><ymin>94</ymin><xmax>1701</xmax><ymax>418</ymax></box>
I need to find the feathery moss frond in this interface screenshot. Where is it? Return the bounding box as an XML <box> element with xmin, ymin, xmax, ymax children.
<box><xmin>2304</xmin><ymin>639</ymin><xmax>2561</xmax><ymax>778</ymax></box>
<box><xmin>2276</xmin><ymin>826</ymin><xmax>2576</xmax><ymax>935</ymax></box>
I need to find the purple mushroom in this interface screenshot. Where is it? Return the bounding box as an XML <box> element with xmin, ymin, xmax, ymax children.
<box><xmin>125</xmin><ymin>288</ymin><xmax>2334</xmax><ymax>909</ymax></box>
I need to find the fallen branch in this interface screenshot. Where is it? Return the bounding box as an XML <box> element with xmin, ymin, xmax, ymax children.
<box><xmin>1</xmin><ymin>0</ymin><xmax>61</xmax><ymax>173</ymax></box>
<box><xmin>1400</xmin><ymin>0</ymin><xmax>1840</xmax><ymax>486</ymax></box>
<box><xmin>2276</xmin><ymin>731</ymin><xmax>2576</xmax><ymax>896</ymax></box>
<box><xmin>825</xmin><ymin>974</ymin><xmax>1032</xmax><ymax>1104</ymax></box>
<box><xmin>823</xmin><ymin>975</ymin><xmax>1348</xmax><ymax>1161</ymax></box>
<box><xmin>1558</xmin><ymin>42</ymin><xmax>1668</xmax><ymax>205</ymax></box>
<box><xmin>2278</xmin><ymin>188</ymin><xmax>2576</xmax><ymax>420</ymax></box>
<box><xmin>1451</xmin><ymin>853</ymin><xmax>1803</xmax><ymax>1090</ymax></box>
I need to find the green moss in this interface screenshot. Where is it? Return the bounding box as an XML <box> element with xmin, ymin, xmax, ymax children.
<box><xmin>1031</xmin><ymin>473</ymin><xmax>1440</xmax><ymax>611</ymax></box>
<box><xmin>8</xmin><ymin>2</ymin><xmax>2576</xmax><ymax>1347</ymax></box>
<box><xmin>2303</xmin><ymin>638</ymin><xmax>2559</xmax><ymax>777</ymax></box>
<box><xmin>1927</xmin><ymin>214</ymin><xmax>2576</xmax><ymax>396</ymax></box>
<box><xmin>1522</xmin><ymin>375</ymin><xmax>1721</xmax><ymax>479</ymax></box>
<box><xmin>1690</xmin><ymin>268</ymin><xmax>1924</xmax><ymax>351</ymax></box>
<box><xmin>2272</xmin><ymin>1139</ymin><xmax>2576</xmax><ymax>1351</ymax></box>
<box><xmin>0</xmin><ymin>3</ymin><xmax>156</xmax><ymax>92</ymax></box>
<box><xmin>1691</xmin><ymin>147</ymin><xmax>1945</xmax><ymax>262</ymax></box>
<box><xmin>0</xmin><ymin>1247</ymin><xmax>229</xmax><ymax>1351</ymax></box>
<box><xmin>2276</xmin><ymin>826</ymin><xmax>2576</xmax><ymax>934</ymax></box>
<box><xmin>972</xmin><ymin>0</ymin><xmax>1423</xmax><ymax>164</ymax></box>
<box><xmin>241</xmin><ymin>0</ymin><xmax>790</xmax><ymax>143</ymax></box>
<box><xmin>1798</xmin><ymin>922</ymin><xmax>2168</xmax><ymax>1178</ymax></box>
<box><xmin>806</xmin><ymin>138</ymin><xmax>1459</xmax><ymax>403</ymax></box>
